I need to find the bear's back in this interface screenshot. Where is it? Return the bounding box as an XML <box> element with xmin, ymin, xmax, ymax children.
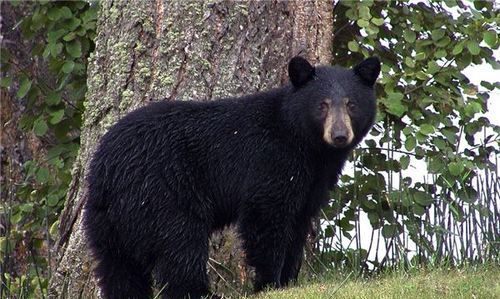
<box><xmin>86</xmin><ymin>92</ymin><xmax>292</xmax><ymax>221</ymax></box>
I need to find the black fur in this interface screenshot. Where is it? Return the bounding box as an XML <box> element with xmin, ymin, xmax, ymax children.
<box><xmin>83</xmin><ymin>57</ymin><xmax>380</xmax><ymax>299</ymax></box>
<box><xmin>288</xmin><ymin>56</ymin><xmax>315</xmax><ymax>88</ymax></box>
<box><xmin>353</xmin><ymin>57</ymin><xmax>380</xmax><ymax>86</ymax></box>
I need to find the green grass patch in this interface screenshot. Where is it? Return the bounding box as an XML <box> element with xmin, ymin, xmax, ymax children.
<box><xmin>254</xmin><ymin>266</ymin><xmax>500</xmax><ymax>299</ymax></box>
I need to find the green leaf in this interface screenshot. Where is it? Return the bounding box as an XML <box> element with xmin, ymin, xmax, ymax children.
<box><xmin>348</xmin><ymin>41</ymin><xmax>359</xmax><ymax>52</ymax></box>
<box><xmin>66</xmin><ymin>40</ymin><xmax>82</xmax><ymax>58</ymax></box>
<box><xmin>431</xmin><ymin>29</ymin><xmax>445</xmax><ymax>41</ymax></box>
<box><xmin>480</xmin><ymin>81</ymin><xmax>495</xmax><ymax>90</ymax></box>
<box><xmin>483</xmin><ymin>30</ymin><xmax>498</xmax><ymax>48</ymax></box>
<box><xmin>367</xmin><ymin>212</ymin><xmax>380</xmax><ymax>226</ymax></box>
<box><xmin>473</xmin><ymin>0</ymin><xmax>487</xmax><ymax>10</ymax></box>
<box><xmin>415</xmin><ymin>131</ymin><xmax>427</xmax><ymax>143</ymax></box>
<box><xmin>371</xmin><ymin>17</ymin><xmax>384</xmax><ymax>26</ymax></box>
<box><xmin>338</xmin><ymin>217</ymin><xmax>354</xmax><ymax>231</ymax></box>
<box><xmin>405</xmin><ymin>57</ymin><xmax>415</xmax><ymax>68</ymax></box>
<box><xmin>402</xmin><ymin>127</ymin><xmax>412</xmax><ymax>136</ymax></box>
<box><xmin>0</xmin><ymin>237</ymin><xmax>14</xmax><ymax>254</ymax></box>
<box><xmin>412</xmin><ymin>204</ymin><xmax>425</xmax><ymax>216</ymax></box>
<box><xmin>433</xmin><ymin>137</ymin><xmax>447</xmax><ymax>151</ymax></box>
<box><xmin>452</xmin><ymin>42</ymin><xmax>464</xmax><ymax>55</ymax></box>
<box><xmin>59</xmin><ymin>6</ymin><xmax>73</xmax><ymax>19</ymax></box>
<box><xmin>428</xmin><ymin>156</ymin><xmax>445</xmax><ymax>173</ymax></box>
<box><xmin>63</xmin><ymin>32</ymin><xmax>76</xmax><ymax>41</ymax></box>
<box><xmin>42</xmin><ymin>45</ymin><xmax>51</xmax><ymax>58</ymax></box>
<box><xmin>464</xmin><ymin>101</ymin><xmax>482</xmax><ymax>116</ymax></box>
<box><xmin>36</xmin><ymin>167</ymin><xmax>50</xmax><ymax>184</ymax></box>
<box><xmin>23</xmin><ymin>160</ymin><xmax>36</xmax><ymax>177</ymax></box>
<box><xmin>47</xmin><ymin>29</ymin><xmax>66</xmax><ymax>43</ymax></box>
<box><xmin>400</xmin><ymin>156</ymin><xmax>410</xmax><ymax>169</ymax></box>
<box><xmin>365</xmin><ymin>200</ymin><xmax>377</xmax><ymax>210</ymax></box>
<box><xmin>49</xmin><ymin>42</ymin><xmax>63</xmax><ymax>58</ymax></box>
<box><xmin>413</xmin><ymin>190</ymin><xmax>433</xmax><ymax>206</ymax></box>
<box><xmin>442</xmin><ymin>128</ymin><xmax>458</xmax><ymax>144</ymax></box>
<box><xmin>415</xmin><ymin>52</ymin><xmax>426</xmax><ymax>61</ymax></box>
<box><xmin>83</xmin><ymin>5</ymin><xmax>98</xmax><ymax>22</ymax></box>
<box><xmin>357</xmin><ymin>19</ymin><xmax>369</xmax><ymax>28</ymax></box>
<box><xmin>401</xmin><ymin>193</ymin><xmax>412</xmax><ymax>207</ymax></box>
<box><xmin>30</xmin><ymin>10</ymin><xmax>46</xmax><ymax>31</ymax></box>
<box><xmin>62</xmin><ymin>61</ymin><xmax>75</xmax><ymax>73</ymax></box>
<box><xmin>49</xmin><ymin>157</ymin><xmax>64</xmax><ymax>169</ymax></box>
<box><xmin>47</xmin><ymin>194</ymin><xmax>60</xmax><ymax>207</ymax></box>
<box><xmin>434</xmin><ymin>49</ymin><xmax>447</xmax><ymax>58</ymax></box>
<box><xmin>1</xmin><ymin>48</ymin><xmax>11</xmax><ymax>63</ymax></box>
<box><xmin>65</xmin><ymin>17</ymin><xmax>82</xmax><ymax>31</ymax></box>
<box><xmin>17</xmin><ymin>76</ymin><xmax>32</xmax><ymax>98</ymax></box>
<box><xmin>466</xmin><ymin>40</ymin><xmax>480</xmax><ymax>55</ymax></box>
<box><xmin>46</xmin><ymin>91</ymin><xmax>62</xmax><ymax>106</ymax></box>
<box><xmin>386</xmin><ymin>100</ymin><xmax>406</xmax><ymax>117</ymax></box>
<box><xmin>419</xmin><ymin>124</ymin><xmax>435</xmax><ymax>135</ymax></box>
<box><xmin>416</xmin><ymin>71</ymin><xmax>428</xmax><ymax>80</ymax></box>
<box><xmin>366</xmin><ymin>24</ymin><xmax>379</xmax><ymax>36</ymax></box>
<box><xmin>19</xmin><ymin>203</ymin><xmax>34</xmax><ymax>213</ymax></box>
<box><xmin>403</xmin><ymin>30</ymin><xmax>416</xmax><ymax>43</ymax></box>
<box><xmin>382</xmin><ymin>224</ymin><xmax>399</xmax><ymax>238</ymax></box>
<box><xmin>427</xmin><ymin>61</ymin><xmax>440</xmax><ymax>74</ymax></box>
<box><xmin>385</xmin><ymin>92</ymin><xmax>406</xmax><ymax>117</ymax></box>
<box><xmin>33</xmin><ymin>117</ymin><xmax>48</xmax><ymax>136</ymax></box>
<box><xmin>18</xmin><ymin>115</ymin><xmax>33</xmax><ymax>131</ymax></box>
<box><xmin>436</xmin><ymin>36</ymin><xmax>451</xmax><ymax>48</ymax></box>
<box><xmin>1</xmin><ymin>76</ymin><xmax>12</xmax><ymax>88</ymax></box>
<box><xmin>50</xmin><ymin>109</ymin><xmax>65</xmax><ymax>124</ymax></box>
<box><xmin>50</xmin><ymin>220</ymin><xmax>60</xmax><ymax>236</ymax></box>
<box><xmin>47</xmin><ymin>7</ymin><xmax>62</xmax><ymax>21</ymax></box>
<box><xmin>448</xmin><ymin>161</ymin><xmax>464</xmax><ymax>176</ymax></box>
<box><xmin>11</xmin><ymin>212</ymin><xmax>22</xmax><ymax>224</ymax></box>
<box><xmin>359</xmin><ymin>6</ymin><xmax>371</xmax><ymax>20</ymax></box>
<box><xmin>405</xmin><ymin>136</ymin><xmax>416</xmax><ymax>151</ymax></box>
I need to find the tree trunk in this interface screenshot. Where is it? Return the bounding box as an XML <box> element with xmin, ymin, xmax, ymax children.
<box><xmin>49</xmin><ymin>1</ymin><xmax>333</xmax><ymax>297</ymax></box>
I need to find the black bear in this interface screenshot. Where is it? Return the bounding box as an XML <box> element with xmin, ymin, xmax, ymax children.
<box><xmin>84</xmin><ymin>56</ymin><xmax>380</xmax><ymax>299</ymax></box>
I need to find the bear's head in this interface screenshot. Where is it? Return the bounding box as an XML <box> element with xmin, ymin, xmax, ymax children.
<box><xmin>287</xmin><ymin>56</ymin><xmax>380</xmax><ymax>150</ymax></box>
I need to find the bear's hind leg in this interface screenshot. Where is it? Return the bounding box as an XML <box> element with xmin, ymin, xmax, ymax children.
<box><xmin>94</xmin><ymin>251</ymin><xmax>153</xmax><ymax>299</ymax></box>
<box><xmin>154</xmin><ymin>221</ymin><xmax>211</xmax><ymax>299</ymax></box>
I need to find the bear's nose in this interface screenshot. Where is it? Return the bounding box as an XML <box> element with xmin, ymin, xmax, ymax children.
<box><xmin>333</xmin><ymin>135</ymin><xmax>347</xmax><ymax>147</ymax></box>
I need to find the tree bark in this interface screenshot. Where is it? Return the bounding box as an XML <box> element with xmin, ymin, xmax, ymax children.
<box><xmin>49</xmin><ymin>1</ymin><xmax>333</xmax><ymax>298</ymax></box>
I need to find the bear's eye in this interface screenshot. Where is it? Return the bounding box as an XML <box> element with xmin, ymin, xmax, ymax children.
<box><xmin>319</xmin><ymin>102</ymin><xmax>328</xmax><ymax>112</ymax></box>
<box><xmin>347</xmin><ymin>101</ymin><xmax>356</xmax><ymax>111</ymax></box>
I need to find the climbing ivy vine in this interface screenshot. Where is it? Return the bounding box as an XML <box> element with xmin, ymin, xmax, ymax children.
<box><xmin>1</xmin><ymin>1</ymin><xmax>97</xmax><ymax>296</ymax></box>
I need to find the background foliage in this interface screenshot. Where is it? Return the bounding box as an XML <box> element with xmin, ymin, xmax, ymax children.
<box><xmin>0</xmin><ymin>0</ymin><xmax>499</xmax><ymax>297</ymax></box>
<box><xmin>317</xmin><ymin>0</ymin><xmax>499</xmax><ymax>273</ymax></box>
<box><xmin>1</xmin><ymin>1</ymin><xmax>96</xmax><ymax>296</ymax></box>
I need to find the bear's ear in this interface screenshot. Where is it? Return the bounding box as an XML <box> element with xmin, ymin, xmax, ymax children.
<box><xmin>353</xmin><ymin>57</ymin><xmax>381</xmax><ymax>86</ymax></box>
<box><xmin>288</xmin><ymin>56</ymin><xmax>315</xmax><ymax>88</ymax></box>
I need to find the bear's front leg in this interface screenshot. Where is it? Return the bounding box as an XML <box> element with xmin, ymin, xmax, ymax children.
<box><xmin>239</xmin><ymin>212</ymin><xmax>292</xmax><ymax>292</ymax></box>
<box><xmin>280</xmin><ymin>219</ymin><xmax>311</xmax><ymax>286</ymax></box>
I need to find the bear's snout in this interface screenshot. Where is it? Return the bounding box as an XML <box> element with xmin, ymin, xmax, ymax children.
<box><xmin>333</xmin><ymin>134</ymin><xmax>348</xmax><ymax>148</ymax></box>
<box><xmin>323</xmin><ymin>101</ymin><xmax>354</xmax><ymax>148</ymax></box>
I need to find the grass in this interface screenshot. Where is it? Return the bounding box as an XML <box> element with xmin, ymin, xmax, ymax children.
<box><xmin>254</xmin><ymin>265</ymin><xmax>500</xmax><ymax>299</ymax></box>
